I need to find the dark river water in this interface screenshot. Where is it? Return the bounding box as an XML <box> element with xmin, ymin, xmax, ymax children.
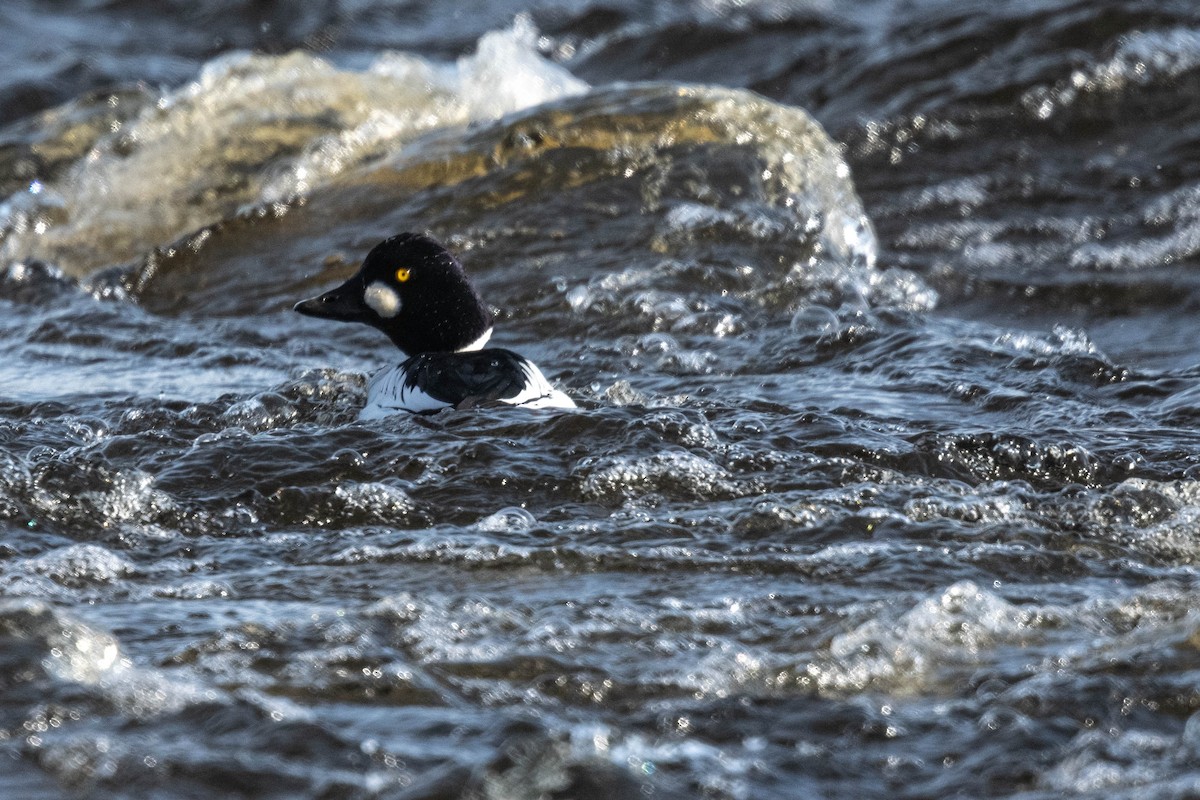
<box><xmin>4</xmin><ymin>1</ymin><xmax>1200</xmax><ymax>798</ymax></box>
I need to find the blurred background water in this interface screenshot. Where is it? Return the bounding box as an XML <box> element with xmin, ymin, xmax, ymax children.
<box><xmin>4</xmin><ymin>1</ymin><xmax>1200</xmax><ymax>797</ymax></box>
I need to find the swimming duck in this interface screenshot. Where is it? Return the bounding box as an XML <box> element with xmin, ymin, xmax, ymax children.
<box><xmin>295</xmin><ymin>233</ymin><xmax>575</xmax><ymax>417</ymax></box>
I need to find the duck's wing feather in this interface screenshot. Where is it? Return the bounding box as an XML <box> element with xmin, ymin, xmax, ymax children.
<box><xmin>406</xmin><ymin>349</ymin><xmax>530</xmax><ymax>407</ymax></box>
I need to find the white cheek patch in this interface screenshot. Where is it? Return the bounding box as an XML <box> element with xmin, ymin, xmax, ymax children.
<box><xmin>364</xmin><ymin>281</ymin><xmax>401</xmax><ymax>318</ymax></box>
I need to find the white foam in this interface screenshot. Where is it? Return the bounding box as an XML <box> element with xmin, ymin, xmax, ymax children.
<box><xmin>368</xmin><ymin>591</ymin><xmax>532</xmax><ymax>663</ymax></box>
<box><xmin>1094</xmin><ymin>28</ymin><xmax>1200</xmax><ymax>87</ymax></box>
<box><xmin>83</xmin><ymin>469</ymin><xmax>179</xmax><ymax>527</ymax></box>
<box><xmin>1042</xmin><ymin>723</ymin><xmax>1196</xmax><ymax>795</ymax></box>
<box><xmin>0</xmin><ymin>19</ymin><xmax>587</xmax><ymax>275</ymax></box>
<box><xmin>23</xmin><ymin>544</ymin><xmax>137</xmax><ymax>588</ymax></box>
<box><xmin>0</xmin><ymin>599</ymin><xmax>126</xmax><ymax>684</ymax></box>
<box><xmin>333</xmin><ymin>481</ymin><xmax>416</xmax><ymax>518</ymax></box>
<box><xmin>147</xmin><ymin>579</ymin><xmax>234</xmax><ymax>600</ymax></box>
<box><xmin>578</xmin><ymin>450</ymin><xmax>743</xmax><ymax>501</ymax></box>
<box><xmin>1023</xmin><ymin>27</ymin><xmax>1200</xmax><ymax>119</ymax></box>
<box><xmin>449</xmin><ymin>15</ymin><xmax>588</xmax><ymax>119</ymax></box>
<box><xmin>810</xmin><ymin>581</ymin><xmax>1057</xmax><ymax>693</ymax></box>
<box><xmin>992</xmin><ymin>324</ymin><xmax>1099</xmax><ymax>357</ymax></box>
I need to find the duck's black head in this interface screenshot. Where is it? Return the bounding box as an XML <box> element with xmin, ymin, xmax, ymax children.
<box><xmin>294</xmin><ymin>233</ymin><xmax>494</xmax><ymax>355</ymax></box>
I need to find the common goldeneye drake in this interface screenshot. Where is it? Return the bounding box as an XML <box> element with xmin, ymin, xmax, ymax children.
<box><xmin>295</xmin><ymin>232</ymin><xmax>575</xmax><ymax>417</ymax></box>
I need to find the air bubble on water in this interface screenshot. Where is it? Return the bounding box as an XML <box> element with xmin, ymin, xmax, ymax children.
<box><xmin>190</xmin><ymin>427</ymin><xmax>254</xmax><ymax>451</ymax></box>
<box><xmin>476</xmin><ymin>507</ymin><xmax>537</xmax><ymax>533</ymax></box>
<box><xmin>790</xmin><ymin>305</ymin><xmax>840</xmax><ymax>334</ymax></box>
<box><xmin>564</xmin><ymin>284</ymin><xmax>593</xmax><ymax>312</ymax></box>
<box><xmin>602</xmin><ymin>380</ymin><xmax>649</xmax><ymax>407</ymax></box>
<box><xmin>221</xmin><ymin>392</ymin><xmax>299</xmax><ymax>431</ymax></box>
<box><xmin>641</xmin><ymin>409</ymin><xmax>721</xmax><ymax>450</ymax></box>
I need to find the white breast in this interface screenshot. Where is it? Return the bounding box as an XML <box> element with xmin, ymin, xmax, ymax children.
<box><xmin>359</xmin><ymin>357</ymin><xmax>576</xmax><ymax>419</ymax></box>
<box><xmin>361</xmin><ymin>364</ymin><xmax>451</xmax><ymax>418</ymax></box>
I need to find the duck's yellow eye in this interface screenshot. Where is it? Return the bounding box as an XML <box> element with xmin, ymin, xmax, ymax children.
<box><xmin>395</xmin><ymin>268</ymin><xmax>411</xmax><ymax>282</ymax></box>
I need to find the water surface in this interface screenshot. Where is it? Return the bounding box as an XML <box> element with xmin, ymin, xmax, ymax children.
<box><xmin>4</xmin><ymin>2</ymin><xmax>1200</xmax><ymax>798</ymax></box>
